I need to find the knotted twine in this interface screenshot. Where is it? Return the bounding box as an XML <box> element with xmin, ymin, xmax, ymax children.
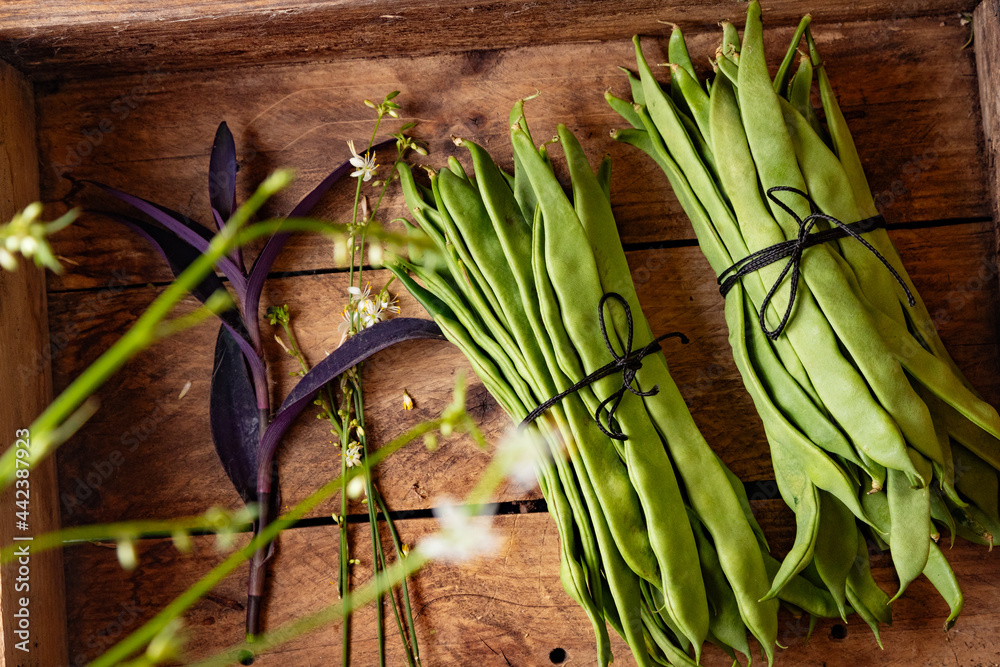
<box><xmin>521</xmin><ymin>292</ymin><xmax>687</xmax><ymax>441</ymax></box>
<box><xmin>718</xmin><ymin>186</ymin><xmax>914</xmax><ymax>340</ymax></box>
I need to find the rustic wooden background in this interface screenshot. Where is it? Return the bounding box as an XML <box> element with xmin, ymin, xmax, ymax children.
<box><xmin>3</xmin><ymin>0</ymin><xmax>1000</xmax><ymax>664</ymax></box>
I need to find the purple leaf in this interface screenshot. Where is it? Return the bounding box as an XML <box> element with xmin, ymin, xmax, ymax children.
<box><xmin>241</xmin><ymin>137</ymin><xmax>398</xmax><ymax>349</ymax></box>
<box><xmin>223</xmin><ymin>320</ymin><xmax>270</xmax><ymax>411</ymax></box>
<box><xmin>209</xmin><ymin>121</ymin><xmax>238</xmax><ymax>223</ymax></box>
<box><xmin>105</xmin><ymin>213</ymin><xmax>268</xmax><ymax>411</ymax></box>
<box><xmin>210</xmin><ymin>324</ymin><xmax>281</xmax><ymax>578</ymax></box>
<box><xmin>244</xmin><ymin>317</ymin><xmax>444</xmax><ymax>633</ymax></box>
<box><xmin>209</xmin><ymin>121</ymin><xmax>244</xmax><ymax>271</ymax></box>
<box><xmin>85</xmin><ymin>180</ymin><xmax>248</xmax><ymax>300</ymax></box>
<box><xmin>256</xmin><ymin>317</ymin><xmax>445</xmax><ymax>495</ymax></box>
<box><xmin>210</xmin><ymin>324</ymin><xmax>262</xmax><ymax>505</ymax></box>
<box><xmin>104</xmin><ymin>212</ymin><xmax>248</xmax><ymax>337</ymax></box>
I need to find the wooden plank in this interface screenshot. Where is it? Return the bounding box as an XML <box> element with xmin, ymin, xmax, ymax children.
<box><xmin>50</xmin><ymin>276</ymin><xmax>523</xmax><ymax>527</ymax></box>
<box><xmin>976</xmin><ymin>0</ymin><xmax>1000</xmax><ymax>269</ymax></box>
<box><xmin>47</xmin><ymin>221</ymin><xmax>1000</xmax><ymax>525</ymax></box>
<box><xmin>0</xmin><ymin>62</ymin><xmax>68</xmax><ymax>666</ymax></box>
<box><xmin>36</xmin><ymin>16</ymin><xmax>986</xmax><ymax>291</ymax></box>
<box><xmin>62</xmin><ymin>510</ymin><xmax>1000</xmax><ymax>665</ymax></box>
<box><xmin>62</xmin><ymin>514</ymin><xmax>633</xmax><ymax>666</ymax></box>
<box><xmin>0</xmin><ymin>1</ymin><xmax>977</xmax><ymax>80</ymax></box>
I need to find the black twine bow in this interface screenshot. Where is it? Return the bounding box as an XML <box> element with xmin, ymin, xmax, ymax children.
<box><xmin>718</xmin><ymin>186</ymin><xmax>915</xmax><ymax>340</ymax></box>
<box><xmin>521</xmin><ymin>292</ymin><xmax>688</xmax><ymax>441</ymax></box>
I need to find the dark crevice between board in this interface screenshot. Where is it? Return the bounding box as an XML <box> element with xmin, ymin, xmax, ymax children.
<box><xmin>886</xmin><ymin>215</ymin><xmax>992</xmax><ymax>230</ymax></box>
<box><xmin>99</xmin><ymin>480</ymin><xmax>782</xmax><ymax>544</ymax></box>
<box><xmin>621</xmin><ymin>238</ymin><xmax>700</xmax><ymax>252</ymax></box>
<box><xmin>620</xmin><ymin>216</ymin><xmax>993</xmax><ymax>253</ymax></box>
<box><xmin>46</xmin><ymin>215</ymin><xmax>993</xmax><ymax>296</ymax></box>
<box><xmin>46</xmin><ymin>263</ymin><xmax>374</xmax><ymax>295</ymax></box>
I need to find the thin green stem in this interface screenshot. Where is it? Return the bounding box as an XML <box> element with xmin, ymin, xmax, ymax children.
<box><xmin>154</xmin><ymin>291</ymin><xmax>234</xmax><ymax>339</ymax></box>
<box><xmin>349</xmin><ymin>179</ymin><xmax>364</xmax><ymax>288</ymax></box>
<box><xmin>188</xmin><ymin>424</ymin><xmax>515</xmax><ymax>667</ymax></box>
<box><xmin>339</xmin><ymin>386</ymin><xmax>352</xmax><ymax>667</ymax></box>
<box><xmin>195</xmin><ymin>553</ymin><xmax>429</xmax><ymax>667</ymax></box>
<box><xmin>352</xmin><ymin>374</ymin><xmax>417</xmax><ymax>667</ymax></box>
<box><xmin>357</xmin><ymin>151</ymin><xmax>401</xmax><ymax>290</ymax></box>
<box><xmin>1</xmin><ymin>509</ymin><xmax>256</xmax><ymax>564</ymax></box>
<box><xmin>91</xmin><ymin>414</ymin><xmax>447</xmax><ymax>667</ymax></box>
<box><xmin>0</xmin><ymin>172</ymin><xmax>297</xmax><ymax>489</ymax></box>
<box><xmin>354</xmin><ymin>381</ymin><xmax>387</xmax><ymax>667</ymax></box>
<box><xmin>370</xmin><ymin>510</ymin><xmax>416</xmax><ymax>667</ymax></box>
<box><xmin>350</xmin><ymin>113</ymin><xmax>385</xmax><ymax>288</ymax></box>
<box><xmin>277</xmin><ymin>315</ymin><xmax>340</xmax><ymax>431</ymax></box>
<box><xmin>374</xmin><ymin>486</ymin><xmax>422</xmax><ymax>665</ymax></box>
<box><xmin>279</xmin><ymin>320</ymin><xmax>309</xmax><ymax>375</ymax></box>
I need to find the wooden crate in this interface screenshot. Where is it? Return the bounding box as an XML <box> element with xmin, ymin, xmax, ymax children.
<box><xmin>1</xmin><ymin>0</ymin><xmax>1000</xmax><ymax>665</ymax></box>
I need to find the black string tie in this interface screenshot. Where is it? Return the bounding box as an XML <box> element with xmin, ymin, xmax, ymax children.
<box><xmin>521</xmin><ymin>292</ymin><xmax>688</xmax><ymax>441</ymax></box>
<box><xmin>718</xmin><ymin>186</ymin><xmax>915</xmax><ymax>340</ymax></box>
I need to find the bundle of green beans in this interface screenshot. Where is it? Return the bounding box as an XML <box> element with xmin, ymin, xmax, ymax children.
<box><xmin>608</xmin><ymin>0</ymin><xmax>1000</xmax><ymax>638</ymax></box>
<box><xmin>389</xmin><ymin>98</ymin><xmax>846</xmax><ymax>665</ymax></box>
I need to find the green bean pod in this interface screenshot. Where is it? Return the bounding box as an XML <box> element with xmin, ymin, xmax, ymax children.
<box><xmin>811</xmin><ymin>491</ymin><xmax>857</xmax><ymax>618</ymax></box>
<box><xmin>559</xmin><ymin>121</ymin><xmax>778</xmax><ymax>660</ymax></box>
<box><xmin>514</xmin><ymin>124</ymin><xmax>710</xmax><ymax>653</ymax></box>
<box><xmin>772</xmin><ymin>14</ymin><xmax>812</xmax><ymax>95</ymax></box>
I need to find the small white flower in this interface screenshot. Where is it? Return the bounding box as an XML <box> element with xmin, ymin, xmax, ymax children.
<box><xmin>338</xmin><ymin>284</ymin><xmax>398</xmax><ymax>345</ymax></box>
<box><xmin>344</xmin><ymin>444</ymin><xmax>362</xmax><ymax>468</ymax></box>
<box><xmin>360</xmin><ymin>196</ymin><xmax>370</xmax><ymax>224</ymax></box>
<box><xmin>347</xmin><ymin>140</ymin><xmax>378</xmax><ymax>182</ymax></box>
<box><xmin>358</xmin><ymin>297</ymin><xmax>378</xmax><ymax>328</ymax></box>
<box><xmin>337</xmin><ymin>305</ymin><xmax>355</xmax><ymax>346</ymax></box>
<box><xmin>346</xmin><ymin>474</ymin><xmax>366</xmax><ymax>498</ymax></box>
<box><xmin>117</xmin><ymin>539</ymin><xmax>138</xmax><ymax>571</ymax></box>
<box><xmin>377</xmin><ymin>293</ymin><xmax>400</xmax><ymax>321</ymax></box>
<box><xmin>0</xmin><ymin>247</ymin><xmax>17</xmax><ymax>271</ymax></box>
<box><xmin>402</xmin><ymin>390</ymin><xmax>414</xmax><ymax>411</ymax></box>
<box><xmin>368</xmin><ymin>242</ymin><xmax>384</xmax><ymax>266</ymax></box>
<box><xmin>496</xmin><ymin>426</ymin><xmax>546</xmax><ymax>492</ymax></box>
<box><xmin>418</xmin><ymin>497</ymin><xmax>500</xmax><ymax>563</ymax></box>
<box><xmin>18</xmin><ymin>236</ymin><xmax>37</xmax><ymax>256</ymax></box>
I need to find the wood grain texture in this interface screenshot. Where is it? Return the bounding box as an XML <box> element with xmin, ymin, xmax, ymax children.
<box><xmin>977</xmin><ymin>0</ymin><xmax>1000</xmax><ymax>270</ymax></box>
<box><xmin>63</xmin><ymin>515</ymin><xmax>634</xmax><ymax>666</ymax></box>
<box><xmin>32</xmin><ymin>3</ymin><xmax>1000</xmax><ymax>663</ymax></box>
<box><xmin>0</xmin><ymin>0</ymin><xmax>978</xmax><ymax>80</ymax></box>
<box><xmin>50</xmin><ymin>272</ymin><xmax>522</xmax><ymax>527</ymax></box>
<box><xmin>0</xmin><ymin>61</ymin><xmax>68</xmax><ymax>666</ymax></box>
<box><xmin>47</xmin><ymin>222</ymin><xmax>1000</xmax><ymax>526</ymax></box>
<box><xmin>62</xmin><ymin>510</ymin><xmax>1000</xmax><ymax>666</ymax></box>
<box><xmin>35</xmin><ymin>16</ymin><xmax>985</xmax><ymax>291</ymax></box>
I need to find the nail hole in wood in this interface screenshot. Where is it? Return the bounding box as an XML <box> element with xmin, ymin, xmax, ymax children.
<box><xmin>549</xmin><ymin>647</ymin><xmax>567</xmax><ymax>663</ymax></box>
<box><xmin>830</xmin><ymin>624</ymin><xmax>848</xmax><ymax>640</ymax></box>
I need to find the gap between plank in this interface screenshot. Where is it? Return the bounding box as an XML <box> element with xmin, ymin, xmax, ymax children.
<box><xmin>65</xmin><ymin>479</ymin><xmax>781</xmax><ymax>544</ymax></box>
<box><xmin>46</xmin><ymin>215</ymin><xmax>993</xmax><ymax>296</ymax></box>
<box><xmin>619</xmin><ymin>216</ymin><xmax>993</xmax><ymax>253</ymax></box>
